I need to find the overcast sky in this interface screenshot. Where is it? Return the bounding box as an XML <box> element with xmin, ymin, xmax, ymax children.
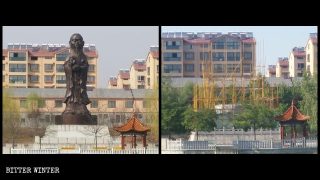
<box><xmin>3</xmin><ymin>26</ymin><xmax>159</xmax><ymax>88</ymax></box>
<box><xmin>162</xmin><ymin>26</ymin><xmax>317</xmax><ymax>74</ymax></box>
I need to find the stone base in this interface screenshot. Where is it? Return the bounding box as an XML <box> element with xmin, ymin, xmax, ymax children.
<box><xmin>61</xmin><ymin>103</ymin><xmax>96</xmax><ymax>125</ymax></box>
<box><xmin>62</xmin><ymin>112</ymin><xmax>95</xmax><ymax>125</ymax></box>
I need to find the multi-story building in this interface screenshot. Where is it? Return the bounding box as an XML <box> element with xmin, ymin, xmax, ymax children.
<box><xmin>116</xmin><ymin>69</ymin><xmax>130</xmax><ymax>89</ymax></box>
<box><xmin>2</xmin><ymin>43</ymin><xmax>98</xmax><ymax>89</ymax></box>
<box><xmin>146</xmin><ymin>46</ymin><xmax>159</xmax><ymax>89</ymax></box>
<box><xmin>305</xmin><ymin>33</ymin><xmax>317</xmax><ymax>76</ymax></box>
<box><xmin>266</xmin><ymin>65</ymin><xmax>276</xmax><ymax>77</ymax></box>
<box><xmin>161</xmin><ymin>32</ymin><xmax>256</xmax><ymax>78</ymax></box>
<box><xmin>4</xmin><ymin>88</ymin><xmax>155</xmax><ymax>127</ymax></box>
<box><xmin>276</xmin><ymin>57</ymin><xmax>289</xmax><ymax>78</ymax></box>
<box><xmin>289</xmin><ymin>47</ymin><xmax>305</xmax><ymax>77</ymax></box>
<box><xmin>129</xmin><ymin>59</ymin><xmax>146</xmax><ymax>89</ymax></box>
<box><xmin>107</xmin><ymin>76</ymin><xmax>118</xmax><ymax>89</ymax></box>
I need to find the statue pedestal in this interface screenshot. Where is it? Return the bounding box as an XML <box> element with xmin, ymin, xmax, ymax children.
<box><xmin>62</xmin><ymin>103</ymin><xmax>96</xmax><ymax>125</ymax></box>
<box><xmin>36</xmin><ymin>125</ymin><xmax>118</xmax><ymax>149</ymax></box>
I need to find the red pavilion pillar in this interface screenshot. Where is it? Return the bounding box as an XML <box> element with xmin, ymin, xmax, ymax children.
<box><xmin>121</xmin><ymin>134</ymin><xmax>125</xmax><ymax>150</ymax></box>
<box><xmin>133</xmin><ymin>134</ymin><xmax>137</xmax><ymax>149</ymax></box>
<box><xmin>142</xmin><ymin>134</ymin><xmax>147</xmax><ymax>148</ymax></box>
<box><xmin>280</xmin><ymin>125</ymin><xmax>284</xmax><ymax>140</ymax></box>
<box><xmin>303</xmin><ymin>124</ymin><xmax>308</xmax><ymax>138</ymax></box>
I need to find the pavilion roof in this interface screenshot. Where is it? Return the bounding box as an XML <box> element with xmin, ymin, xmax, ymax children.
<box><xmin>275</xmin><ymin>101</ymin><xmax>310</xmax><ymax>122</ymax></box>
<box><xmin>114</xmin><ymin>113</ymin><xmax>150</xmax><ymax>133</ymax></box>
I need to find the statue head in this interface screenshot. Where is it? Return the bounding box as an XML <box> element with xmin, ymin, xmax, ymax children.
<box><xmin>69</xmin><ymin>33</ymin><xmax>84</xmax><ymax>50</ymax></box>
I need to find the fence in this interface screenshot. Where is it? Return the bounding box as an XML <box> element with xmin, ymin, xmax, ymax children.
<box><xmin>10</xmin><ymin>148</ymin><xmax>159</xmax><ymax>154</ymax></box>
<box><xmin>234</xmin><ymin>137</ymin><xmax>318</xmax><ymax>149</ymax></box>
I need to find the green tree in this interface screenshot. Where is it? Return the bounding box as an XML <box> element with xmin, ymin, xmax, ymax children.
<box><xmin>183</xmin><ymin>106</ymin><xmax>216</xmax><ymax>140</ymax></box>
<box><xmin>26</xmin><ymin>92</ymin><xmax>46</xmax><ymax>149</ymax></box>
<box><xmin>234</xmin><ymin>103</ymin><xmax>277</xmax><ymax>140</ymax></box>
<box><xmin>161</xmin><ymin>78</ymin><xmax>193</xmax><ymax>135</ymax></box>
<box><xmin>144</xmin><ymin>86</ymin><xmax>159</xmax><ymax>142</ymax></box>
<box><xmin>299</xmin><ymin>74</ymin><xmax>317</xmax><ymax>134</ymax></box>
<box><xmin>3</xmin><ymin>91</ymin><xmax>21</xmax><ymax>148</ymax></box>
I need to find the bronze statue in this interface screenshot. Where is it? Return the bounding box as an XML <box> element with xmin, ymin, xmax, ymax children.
<box><xmin>62</xmin><ymin>33</ymin><xmax>94</xmax><ymax>125</ymax></box>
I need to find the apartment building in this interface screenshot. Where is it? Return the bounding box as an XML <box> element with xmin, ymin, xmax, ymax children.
<box><xmin>289</xmin><ymin>47</ymin><xmax>305</xmax><ymax>77</ymax></box>
<box><xmin>130</xmin><ymin>59</ymin><xmax>146</xmax><ymax>89</ymax></box>
<box><xmin>116</xmin><ymin>69</ymin><xmax>130</xmax><ymax>89</ymax></box>
<box><xmin>266</xmin><ymin>65</ymin><xmax>276</xmax><ymax>77</ymax></box>
<box><xmin>276</xmin><ymin>57</ymin><xmax>289</xmax><ymax>78</ymax></box>
<box><xmin>108</xmin><ymin>76</ymin><xmax>118</xmax><ymax>89</ymax></box>
<box><xmin>161</xmin><ymin>32</ymin><xmax>256</xmax><ymax>78</ymax></box>
<box><xmin>107</xmin><ymin>46</ymin><xmax>159</xmax><ymax>89</ymax></box>
<box><xmin>2</xmin><ymin>43</ymin><xmax>98</xmax><ymax>89</ymax></box>
<box><xmin>305</xmin><ymin>33</ymin><xmax>317</xmax><ymax>76</ymax></box>
<box><xmin>146</xmin><ymin>46</ymin><xmax>159</xmax><ymax>89</ymax></box>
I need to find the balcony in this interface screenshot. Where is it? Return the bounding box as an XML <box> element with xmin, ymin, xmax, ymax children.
<box><xmin>166</xmin><ymin>45</ymin><xmax>180</xmax><ymax>50</ymax></box>
<box><xmin>9</xmin><ymin>57</ymin><xmax>26</xmax><ymax>61</ymax></box>
<box><xmin>163</xmin><ymin>57</ymin><xmax>181</xmax><ymax>61</ymax></box>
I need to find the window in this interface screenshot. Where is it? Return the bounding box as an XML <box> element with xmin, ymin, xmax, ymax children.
<box><xmin>108</xmin><ymin>101</ymin><xmax>116</xmax><ymax>108</ymax></box>
<box><xmin>29</xmin><ymin>75</ymin><xmax>39</xmax><ymax>83</ymax></box>
<box><xmin>163</xmin><ymin>64</ymin><xmax>181</xmax><ymax>73</ymax></box>
<box><xmin>297</xmin><ymin>63</ymin><xmax>304</xmax><ymax>70</ymax></box>
<box><xmin>166</xmin><ymin>41</ymin><xmax>180</xmax><ymax>49</ymax></box>
<box><xmin>29</xmin><ymin>64</ymin><xmax>39</xmax><ymax>72</ymax></box>
<box><xmin>91</xmin><ymin>100</ymin><xmax>98</xmax><ymax>108</ymax></box>
<box><xmin>244</xmin><ymin>52</ymin><xmax>252</xmax><ymax>60</ymax></box>
<box><xmin>9</xmin><ymin>52</ymin><xmax>26</xmax><ymax>61</ymax></box>
<box><xmin>200</xmin><ymin>52</ymin><xmax>209</xmax><ymax>60</ymax></box>
<box><xmin>88</xmin><ymin>64</ymin><xmax>95</xmax><ymax>72</ymax></box>
<box><xmin>56</xmin><ymin>52</ymin><xmax>69</xmax><ymax>61</ymax></box>
<box><xmin>45</xmin><ymin>64</ymin><xmax>53</xmax><ymax>72</ymax></box>
<box><xmin>227</xmin><ymin>64</ymin><xmax>240</xmax><ymax>73</ymax></box>
<box><xmin>55</xmin><ymin>100</ymin><xmax>63</xmax><ymax>108</ymax></box>
<box><xmin>244</xmin><ymin>43</ymin><xmax>252</xmax><ymax>48</ymax></box>
<box><xmin>212</xmin><ymin>52</ymin><xmax>224</xmax><ymax>61</ymax></box>
<box><xmin>125</xmin><ymin>100</ymin><xmax>133</xmax><ymax>108</ymax></box>
<box><xmin>213</xmin><ymin>64</ymin><xmax>224</xmax><ymax>73</ymax></box>
<box><xmin>44</xmin><ymin>75</ymin><xmax>54</xmax><ymax>83</ymax></box>
<box><xmin>243</xmin><ymin>64</ymin><xmax>252</xmax><ymax>73</ymax></box>
<box><xmin>201</xmin><ymin>44</ymin><xmax>209</xmax><ymax>48</ymax></box>
<box><xmin>138</xmin><ymin>85</ymin><xmax>145</xmax><ymax>89</ymax></box>
<box><xmin>2</xmin><ymin>75</ymin><xmax>5</xmax><ymax>82</ymax></box>
<box><xmin>87</xmin><ymin>76</ymin><xmax>95</xmax><ymax>84</ymax></box>
<box><xmin>147</xmin><ymin>67</ymin><xmax>150</xmax><ymax>75</ymax></box>
<box><xmin>147</xmin><ymin>78</ymin><xmax>150</xmax><ymax>86</ymax></box>
<box><xmin>184</xmin><ymin>64</ymin><xmax>194</xmax><ymax>72</ymax></box>
<box><xmin>123</xmin><ymin>85</ymin><xmax>130</xmax><ymax>90</ymax></box>
<box><xmin>184</xmin><ymin>44</ymin><xmax>192</xmax><ymax>50</ymax></box>
<box><xmin>213</xmin><ymin>41</ymin><xmax>225</xmax><ymax>49</ymax></box>
<box><xmin>227</xmin><ymin>52</ymin><xmax>240</xmax><ymax>61</ymax></box>
<box><xmin>31</xmin><ymin>56</ymin><xmax>38</xmax><ymax>61</ymax></box>
<box><xmin>56</xmin><ymin>64</ymin><xmax>64</xmax><ymax>72</ymax></box>
<box><xmin>2</xmin><ymin>56</ymin><xmax>5</xmax><ymax>60</ymax></box>
<box><xmin>137</xmin><ymin>75</ymin><xmax>145</xmax><ymax>82</ymax></box>
<box><xmin>56</xmin><ymin>75</ymin><xmax>66</xmax><ymax>84</ymax></box>
<box><xmin>20</xmin><ymin>100</ymin><xmax>27</xmax><ymax>108</ymax></box>
<box><xmin>156</xmin><ymin>65</ymin><xmax>159</xmax><ymax>73</ymax></box>
<box><xmin>163</xmin><ymin>52</ymin><xmax>181</xmax><ymax>61</ymax></box>
<box><xmin>45</xmin><ymin>56</ymin><xmax>51</xmax><ymax>59</ymax></box>
<box><xmin>184</xmin><ymin>52</ymin><xmax>194</xmax><ymax>60</ymax></box>
<box><xmin>9</xmin><ymin>75</ymin><xmax>26</xmax><ymax>84</ymax></box>
<box><xmin>307</xmin><ymin>54</ymin><xmax>310</xmax><ymax>62</ymax></box>
<box><xmin>9</xmin><ymin>64</ymin><xmax>26</xmax><ymax>72</ymax></box>
<box><xmin>226</xmin><ymin>41</ymin><xmax>240</xmax><ymax>49</ymax></box>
